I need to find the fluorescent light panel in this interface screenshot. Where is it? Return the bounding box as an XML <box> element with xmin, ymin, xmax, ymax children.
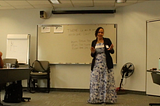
<box><xmin>50</xmin><ymin>0</ymin><xmax>60</xmax><ymax>4</ymax></box>
<box><xmin>116</xmin><ymin>0</ymin><xmax>126</xmax><ymax>3</ymax></box>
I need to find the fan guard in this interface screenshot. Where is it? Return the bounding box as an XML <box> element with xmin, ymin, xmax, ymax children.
<box><xmin>121</xmin><ymin>62</ymin><xmax>134</xmax><ymax>78</ymax></box>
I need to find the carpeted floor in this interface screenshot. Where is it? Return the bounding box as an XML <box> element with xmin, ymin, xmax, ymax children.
<box><xmin>0</xmin><ymin>90</ymin><xmax>160</xmax><ymax>106</ymax></box>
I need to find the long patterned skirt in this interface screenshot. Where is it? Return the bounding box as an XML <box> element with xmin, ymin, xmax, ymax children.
<box><xmin>88</xmin><ymin>53</ymin><xmax>117</xmax><ymax>104</ymax></box>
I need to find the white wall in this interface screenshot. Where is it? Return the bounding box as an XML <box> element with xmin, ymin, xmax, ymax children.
<box><xmin>122</xmin><ymin>1</ymin><xmax>160</xmax><ymax>91</ymax></box>
<box><xmin>0</xmin><ymin>1</ymin><xmax>160</xmax><ymax>91</ymax></box>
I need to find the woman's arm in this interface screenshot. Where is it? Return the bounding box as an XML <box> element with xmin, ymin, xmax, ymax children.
<box><xmin>105</xmin><ymin>38</ymin><xmax>114</xmax><ymax>54</ymax></box>
<box><xmin>91</xmin><ymin>40</ymin><xmax>96</xmax><ymax>57</ymax></box>
<box><xmin>108</xmin><ymin>44</ymin><xmax>114</xmax><ymax>54</ymax></box>
<box><xmin>0</xmin><ymin>52</ymin><xmax>3</xmax><ymax>68</ymax></box>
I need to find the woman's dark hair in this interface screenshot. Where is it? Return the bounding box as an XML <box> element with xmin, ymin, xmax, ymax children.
<box><xmin>95</xmin><ymin>27</ymin><xmax>104</xmax><ymax>37</ymax></box>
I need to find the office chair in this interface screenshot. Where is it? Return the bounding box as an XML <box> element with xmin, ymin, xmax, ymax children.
<box><xmin>28</xmin><ymin>60</ymin><xmax>50</xmax><ymax>93</ymax></box>
<box><xmin>3</xmin><ymin>58</ymin><xmax>19</xmax><ymax>68</ymax></box>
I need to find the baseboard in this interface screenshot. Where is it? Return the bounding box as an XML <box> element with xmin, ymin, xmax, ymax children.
<box><xmin>22</xmin><ymin>87</ymin><xmax>145</xmax><ymax>95</ymax></box>
<box><xmin>52</xmin><ymin>88</ymin><xmax>89</xmax><ymax>92</ymax></box>
<box><xmin>22</xmin><ymin>87</ymin><xmax>89</xmax><ymax>92</ymax></box>
<box><xmin>117</xmin><ymin>89</ymin><xmax>146</xmax><ymax>95</ymax></box>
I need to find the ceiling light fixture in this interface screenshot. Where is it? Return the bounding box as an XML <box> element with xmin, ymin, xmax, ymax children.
<box><xmin>116</xmin><ymin>0</ymin><xmax>126</xmax><ymax>3</ymax></box>
<box><xmin>49</xmin><ymin>0</ymin><xmax>60</xmax><ymax>4</ymax></box>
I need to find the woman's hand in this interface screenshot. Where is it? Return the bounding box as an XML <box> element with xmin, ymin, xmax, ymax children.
<box><xmin>0</xmin><ymin>52</ymin><xmax>2</xmax><ymax>57</ymax></box>
<box><xmin>91</xmin><ymin>47</ymin><xmax>95</xmax><ymax>53</ymax></box>
<box><xmin>108</xmin><ymin>44</ymin><xmax>114</xmax><ymax>50</ymax></box>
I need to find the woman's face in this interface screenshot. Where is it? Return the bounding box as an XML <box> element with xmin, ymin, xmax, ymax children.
<box><xmin>97</xmin><ymin>28</ymin><xmax>104</xmax><ymax>39</ymax></box>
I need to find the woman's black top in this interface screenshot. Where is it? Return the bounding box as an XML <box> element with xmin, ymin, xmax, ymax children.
<box><xmin>91</xmin><ymin>37</ymin><xmax>114</xmax><ymax>71</ymax></box>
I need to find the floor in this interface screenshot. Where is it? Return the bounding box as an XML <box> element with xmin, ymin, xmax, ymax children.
<box><xmin>1</xmin><ymin>90</ymin><xmax>160</xmax><ymax>106</ymax></box>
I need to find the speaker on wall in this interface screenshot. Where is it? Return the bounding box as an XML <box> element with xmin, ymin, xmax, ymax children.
<box><xmin>40</xmin><ymin>11</ymin><xmax>47</xmax><ymax>19</ymax></box>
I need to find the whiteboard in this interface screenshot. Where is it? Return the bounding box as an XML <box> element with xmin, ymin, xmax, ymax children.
<box><xmin>6</xmin><ymin>34</ymin><xmax>30</xmax><ymax>64</ymax></box>
<box><xmin>37</xmin><ymin>24</ymin><xmax>117</xmax><ymax>64</ymax></box>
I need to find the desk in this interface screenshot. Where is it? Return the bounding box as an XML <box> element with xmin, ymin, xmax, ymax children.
<box><xmin>147</xmin><ymin>70</ymin><xmax>160</xmax><ymax>106</ymax></box>
<box><xmin>147</xmin><ymin>69</ymin><xmax>160</xmax><ymax>73</ymax></box>
<box><xmin>0</xmin><ymin>66</ymin><xmax>32</xmax><ymax>106</ymax></box>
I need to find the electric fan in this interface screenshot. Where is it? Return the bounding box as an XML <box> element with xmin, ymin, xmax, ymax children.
<box><xmin>116</xmin><ymin>62</ymin><xmax>135</xmax><ymax>94</ymax></box>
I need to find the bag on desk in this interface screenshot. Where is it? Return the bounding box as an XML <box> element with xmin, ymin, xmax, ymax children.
<box><xmin>3</xmin><ymin>82</ymin><xmax>22</xmax><ymax>103</ymax></box>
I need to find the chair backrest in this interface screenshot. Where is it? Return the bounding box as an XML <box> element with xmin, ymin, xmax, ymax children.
<box><xmin>3</xmin><ymin>58</ymin><xmax>18</xmax><ymax>68</ymax></box>
<box><xmin>32</xmin><ymin>60</ymin><xmax>50</xmax><ymax>72</ymax></box>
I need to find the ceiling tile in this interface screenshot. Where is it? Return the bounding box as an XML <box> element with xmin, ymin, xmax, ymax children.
<box><xmin>2</xmin><ymin>0</ymin><xmax>26</xmax><ymax>1</ymax></box>
<box><xmin>127</xmin><ymin>0</ymin><xmax>138</xmax><ymax>1</ymax></box>
<box><xmin>72</xmin><ymin>0</ymin><xmax>93</xmax><ymax>7</ymax></box>
<box><xmin>5</xmin><ymin>1</ymin><xmax>31</xmax><ymax>6</ymax></box>
<box><xmin>33</xmin><ymin>4</ymin><xmax>53</xmax><ymax>8</ymax></box>
<box><xmin>52</xmin><ymin>1</ymin><xmax>73</xmax><ymax>8</ymax></box>
<box><xmin>27</xmin><ymin>1</ymin><xmax>51</xmax><ymax>5</ymax></box>
<box><xmin>14</xmin><ymin>5</ymin><xmax>34</xmax><ymax>9</ymax></box>
<box><xmin>25</xmin><ymin>0</ymin><xmax>49</xmax><ymax>1</ymax></box>
<box><xmin>0</xmin><ymin>0</ymin><xmax>149</xmax><ymax>10</ymax></box>
<box><xmin>0</xmin><ymin>1</ymin><xmax>10</xmax><ymax>6</ymax></box>
<box><xmin>0</xmin><ymin>6</ymin><xmax>15</xmax><ymax>9</ymax></box>
<box><xmin>94</xmin><ymin>1</ymin><xmax>115</xmax><ymax>7</ymax></box>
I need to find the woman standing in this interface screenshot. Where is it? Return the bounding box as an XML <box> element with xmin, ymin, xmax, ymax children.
<box><xmin>88</xmin><ymin>27</ymin><xmax>117</xmax><ymax>104</ymax></box>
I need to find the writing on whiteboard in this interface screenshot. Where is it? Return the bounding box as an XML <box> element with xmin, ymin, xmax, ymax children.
<box><xmin>10</xmin><ymin>41</ymin><xmax>17</xmax><ymax>52</ymax></box>
<box><xmin>71</xmin><ymin>39</ymin><xmax>91</xmax><ymax>50</ymax></box>
<box><xmin>67</xmin><ymin>28</ymin><xmax>95</xmax><ymax>36</ymax></box>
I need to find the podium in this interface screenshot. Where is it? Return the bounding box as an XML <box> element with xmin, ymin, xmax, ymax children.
<box><xmin>149</xmin><ymin>71</ymin><xmax>160</xmax><ymax>106</ymax></box>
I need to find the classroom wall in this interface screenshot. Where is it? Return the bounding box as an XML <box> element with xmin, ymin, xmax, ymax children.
<box><xmin>0</xmin><ymin>1</ymin><xmax>160</xmax><ymax>91</ymax></box>
<box><xmin>121</xmin><ymin>1</ymin><xmax>160</xmax><ymax>91</ymax></box>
